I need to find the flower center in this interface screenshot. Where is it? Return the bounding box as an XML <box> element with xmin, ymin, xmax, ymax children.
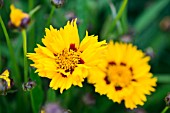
<box><xmin>55</xmin><ymin>44</ymin><xmax>84</xmax><ymax>76</ymax></box>
<box><xmin>105</xmin><ymin>62</ymin><xmax>135</xmax><ymax>91</ymax></box>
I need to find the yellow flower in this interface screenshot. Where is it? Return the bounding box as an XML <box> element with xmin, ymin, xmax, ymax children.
<box><xmin>10</xmin><ymin>4</ymin><xmax>30</xmax><ymax>28</ymax></box>
<box><xmin>88</xmin><ymin>41</ymin><xmax>157</xmax><ymax>109</ymax></box>
<box><xmin>27</xmin><ymin>19</ymin><xmax>106</xmax><ymax>93</ymax></box>
<box><xmin>0</xmin><ymin>70</ymin><xmax>11</xmax><ymax>88</ymax></box>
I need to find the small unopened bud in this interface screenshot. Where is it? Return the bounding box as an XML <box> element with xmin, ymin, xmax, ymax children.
<box><xmin>0</xmin><ymin>0</ymin><xmax>3</xmax><ymax>8</ymax></box>
<box><xmin>0</xmin><ymin>70</ymin><xmax>13</xmax><ymax>95</ymax></box>
<box><xmin>145</xmin><ymin>47</ymin><xmax>155</xmax><ymax>59</ymax></box>
<box><xmin>41</xmin><ymin>102</ymin><xmax>70</xmax><ymax>113</ymax></box>
<box><xmin>0</xmin><ymin>79</ymin><xmax>14</xmax><ymax>95</ymax></box>
<box><xmin>0</xmin><ymin>79</ymin><xmax>8</xmax><ymax>95</ymax></box>
<box><xmin>120</xmin><ymin>34</ymin><xmax>132</xmax><ymax>43</ymax></box>
<box><xmin>82</xmin><ymin>93</ymin><xmax>96</xmax><ymax>106</ymax></box>
<box><xmin>8</xmin><ymin>17</ymin><xmax>30</xmax><ymax>29</ymax></box>
<box><xmin>160</xmin><ymin>16</ymin><xmax>170</xmax><ymax>32</ymax></box>
<box><xmin>51</xmin><ymin>0</ymin><xmax>65</xmax><ymax>8</ymax></box>
<box><xmin>22</xmin><ymin>79</ymin><xmax>36</xmax><ymax>91</ymax></box>
<box><xmin>65</xmin><ymin>12</ymin><xmax>76</xmax><ymax>21</ymax></box>
<box><xmin>165</xmin><ymin>93</ymin><xmax>170</xmax><ymax>106</ymax></box>
<box><xmin>120</xmin><ymin>30</ymin><xmax>135</xmax><ymax>43</ymax></box>
<box><xmin>9</xmin><ymin>5</ymin><xmax>30</xmax><ymax>29</ymax></box>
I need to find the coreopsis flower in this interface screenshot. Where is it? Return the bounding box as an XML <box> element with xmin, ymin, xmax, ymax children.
<box><xmin>27</xmin><ymin>19</ymin><xmax>106</xmax><ymax>93</ymax></box>
<box><xmin>9</xmin><ymin>4</ymin><xmax>30</xmax><ymax>28</ymax></box>
<box><xmin>0</xmin><ymin>70</ymin><xmax>11</xmax><ymax>95</ymax></box>
<box><xmin>88</xmin><ymin>41</ymin><xmax>157</xmax><ymax>109</ymax></box>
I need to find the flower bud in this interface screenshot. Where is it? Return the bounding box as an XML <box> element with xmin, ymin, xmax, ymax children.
<box><xmin>0</xmin><ymin>79</ymin><xmax>8</xmax><ymax>95</ymax></box>
<box><xmin>65</xmin><ymin>12</ymin><xmax>76</xmax><ymax>21</ymax></box>
<box><xmin>120</xmin><ymin>34</ymin><xmax>132</xmax><ymax>43</ymax></box>
<box><xmin>165</xmin><ymin>93</ymin><xmax>170</xmax><ymax>106</ymax></box>
<box><xmin>0</xmin><ymin>70</ymin><xmax>12</xmax><ymax>95</ymax></box>
<box><xmin>145</xmin><ymin>47</ymin><xmax>155</xmax><ymax>59</ymax></box>
<box><xmin>65</xmin><ymin>12</ymin><xmax>80</xmax><ymax>25</ymax></box>
<box><xmin>51</xmin><ymin>0</ymin><xmax>65</xmax><ymax>8</ymax></box>
<box><xmin>160</xmin><ymin>16</ymin><xmax>170</xmax><ymax>32</ymax></box>
<box><xmin>82</xmin><ymin>93</ymin><xmax>96</xmax><ymax>106</ymax></box>
<box><xmin>9</xmin><ymin>4</ymin><xmax>30</xmax><ymax>29</ymax></box>
<box><xmin>40</xmin><ymin>102</ymin><xmax>70</xmax><ymax>113</ymax></box>
<box><xmin>120</xmin><ymin>30</ymin><xmax>135</xmax><ymax>43</ymax></box>
<box><xmin>22</xmin><ymin>79</ymin><xmax>36</xmax><ymax>91</ymax></box>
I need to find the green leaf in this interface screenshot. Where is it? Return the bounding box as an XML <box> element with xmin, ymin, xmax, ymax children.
<box><xmin>134</xmin><ymin>0</ymin><xmax>170</xmax><ymax>32</ymax></box>
<box><xmin>47</xmin><ymin>88</ymin><xmax>57</xmax><ymax>102</ymax></box>
<box><xmin>76</xmin><ymin>0</ymin><xmax>88</xmax><ymax>40</ymax></box>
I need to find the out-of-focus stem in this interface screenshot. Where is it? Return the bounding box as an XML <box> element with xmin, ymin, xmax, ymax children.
<box><xmin>29</xmin><ymin>0</ymin><xmax>34</xmax><ymax>11</ymax></box>
<box><xmin>156</xmin><ymin>75</ymin><xmax>170</xmax><ymax>83</ymax></box>
<box><xmin>109</xmin><ymin>1</ymin><xmax>123</xmax><ymax>35</ymax></box>
<box><xmin>46</xmin><ymin>6</ymin><xmax>55</xmax><ymax>27</ymax></box>
<box><xmin>22</xmin><ymin>29</ymin><xmax>28</xmax><ymax>82</ymax></box>
<box><xmin>161</xmin><ymin>106</ymin><xmax>169</xmax><ymax>113</ymax></box>
<box><xmin>0</xmin><ymin>16</ymin><xmax>20</xmax><ymax>83</ymax></box>
<box><xmin>29</xmin><ymin>5</ymin><xmax>41</xmax><ymax>17</ymax></box>
<box><xmin>108</xmin><ymin>0</ymin><xmax>128</xmax><ymax>33</ymax></box>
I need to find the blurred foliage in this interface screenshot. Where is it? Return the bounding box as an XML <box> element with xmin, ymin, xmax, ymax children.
<box><xmin>0</xmin><ymin>0</ymin><xmax>170</xmax><ymax>113</ymax></box>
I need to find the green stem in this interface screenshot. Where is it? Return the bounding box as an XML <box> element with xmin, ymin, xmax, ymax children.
<box><xmin>161</xmin><ymin>106</ymin><xmax>169</xmax><ymax>113</ymax></box>
<box><xmin>0</xmin><ymin>16</ymin><xmax>20</xmax><ymax>83</ymax></box>
<box><xmin>30</xmin><ymin>91</ymin><xmax>36</xmax><ymax>113</ymax></box>
<box><xmin>22</xmin><ymin>29</ymin><xmax>28</xmax><ymax>82</ymax></box>
<box><xmin>46</xmin><ymin>6</ymin><xmax>55</xmax><ymax>27</ymax></box>
<box><xmin>121</xmin><ymin>7</ymin><xmax>128</xmax><ymax>34</ymax></box>
<box><xmin>29</xmin><ymin>0</ymin><xmax>34</xmax><ymax>11</ymax></box>
<box><xmin>108</xmin><ymin>0</ymin><xmax>128</xmax><ymax>33</ymax></box>
<box><xmin>109</xmin><ymin>1</ymin><xmax>123</xmax><ymax>35</ymax></box>
<box><xmin>29</xmin><ymin>5</ymin><xmax>41</xmax><ymax>17</ymax></box>
<box><xmin>156</xmin><ymin>74</ymin><xmax>170</xmax><ymax>83</ymax></box>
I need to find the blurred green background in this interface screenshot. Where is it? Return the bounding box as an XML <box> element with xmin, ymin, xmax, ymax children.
<box><xmin>0</xmin><ymin>0</ymin><xmax>170</xmax><ymax>113</ymax></box>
